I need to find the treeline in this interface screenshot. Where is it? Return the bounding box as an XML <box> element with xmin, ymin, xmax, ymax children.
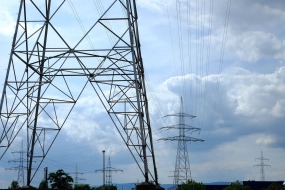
<box><xmin>6</xmin><ymin>169</ymin><xmax>117</xmax><ymax>190</ymax></box>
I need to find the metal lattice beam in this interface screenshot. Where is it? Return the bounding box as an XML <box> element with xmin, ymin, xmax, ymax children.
<box><xmin>0</xmin><ymin>0</ymin><xmax>158</xmax><ymax>186</ymax></box>
<box><xmin>159</xmin><ymin>97</ymin><xmax>204</xmax><ymax>185</ymax></box>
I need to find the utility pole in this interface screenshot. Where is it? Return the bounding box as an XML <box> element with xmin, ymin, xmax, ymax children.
<box><xmin>96</xmin><ymin>151</ymin><xmax>123</xmax><ymax>186</ymax></box>
<box><xmin>95</xmin><ymin>150</ymin><xmax>106</xmax><ymax>187</ymax></box>
<box><xmin>254</xmin><ymin>151</ymin><xmax>270</xmax><ymax>181</ymax></box>
<box><xmin>103</xmin><ymin>150</ymin><xmax>105</xmax><ymax>187</ymax></box>
<box><xmin>159</xmin><ymin>97</ymin><xmax>204</xmax><ymax>185</ymax></box>
<box><xmin>44</xmin><ymin>167</ymin><xmax>48</xmax><ymax>190</ymax></box>
<box><xmin>0</xmin><ymin>0</ymin><xmax>158</xmax><ymax>186</ymax></box>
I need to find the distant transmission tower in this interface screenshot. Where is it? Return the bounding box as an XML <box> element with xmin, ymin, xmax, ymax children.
<box><xmin>159</xmin><ymin>97</ymin><xmax>204</xmax><ymax>185</ymax></box>
<box><xmin>74</xmin><ymin>165</ymin><xmax>85</xmax><ymax>185</ymax></box>
<box><xmin>5</xmin><ymin>141</ymin><xmax>26</xmax><ymax>186</ymax></box>
<box><xmin>254</xmin><ymin>151</ymin><xmax>270</xmax><ymax>181</ymax></box>
<box><xmin>0</xmin><ymin>0</ymin><xmax>158</xmax><ymax>186</ymax></box>
<box><xmin>106</xmin><ymin>156</ymin><xmax>123</xmax><ymax>186</ymax></box>
<box><xmin>96</xmin><ymin>151</ymin><xmax>123</xmax><ymax>186</ymax></box>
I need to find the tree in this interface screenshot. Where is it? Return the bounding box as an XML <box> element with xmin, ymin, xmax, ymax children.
<box><xmin>266</xmin><ymin>183</ymin><xmax>284</xmax><ymax>190</ymax></box>
<box><xmin>8</xmin><ymin>181</ymin><xmax>20</xmax><ymax>189</ymax></box>
<box><xmin>177</xmin><ymin>180</ymin><xmax>206</xmax><ymax>190</ymax></box>
<box><xmin>223</xmin><ymin>183</ymin><xmax>251</xmax><ymax>190</ymax></box>
<box><xmin>48</xmin><ymin>169</ymin><xmax>74</xmax><ymax>189</ymax></box>
<box><xmin>39</xmin><ymin>180</ymin><xmax>48</xmax><ymax>190</ymax></box>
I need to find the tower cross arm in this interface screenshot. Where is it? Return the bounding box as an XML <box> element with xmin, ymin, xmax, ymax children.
<box><xmin>106</xmin><ymin>167</ymin><xmax>123</xmax><ymax>172</ymax></box>
<box><xmin>254</xmin><ymin>164</ymin><xmax>271</xmax><ymax>167</ymax></box>
<box><xmin>158</xmin><ymin>136</ymin><xmax>204</xmax><ymax>142</ymax></box>
<box><xmin>159</xmin><ymin>125</ymin><xmax>201</xmax><ymax>132</ymax></box>
<box><xmin>163</xmin><ymin>113</ymin><xmax>196</xmax><ymax>118</ymax></box>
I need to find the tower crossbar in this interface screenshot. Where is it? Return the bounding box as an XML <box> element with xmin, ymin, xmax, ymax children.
<box><xmin>254</xmin><ymin>151</ymin><xmax>270</xmax><ymax>181</ymax></box>
<box><xmin>0</xmin><ymin>0</ymin><xmax>158</xmax><ymax>186</ymax></box>
<box><xmin>159</xmin><ymin>97</ymin><xmax>204</xmax><ymax>185</ymax></box>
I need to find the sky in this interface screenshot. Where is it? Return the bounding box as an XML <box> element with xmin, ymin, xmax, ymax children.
<box><xmin>0</xmin><ymin>0</ymin><xmax>285</xmax><ymax>188</ymax></box>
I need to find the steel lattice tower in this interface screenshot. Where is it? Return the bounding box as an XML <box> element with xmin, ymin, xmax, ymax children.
<box><xmin>159</xmin><ymin>97</ymin><xmax>204</xmax><ymax>185</ymax></box>
<box><xmin>95</xmin><ymin>151</ymin><xmax>122</xmax><ymax>186</ymax></box>
<box><xmin>74</xmin><ymin>165</ymin><xmax>85</xmax><ymax>185</ymax></box>
<box><xmin>106</xmin><ymin>156</ymin><xmax>123</xmax><ymax>186</ymax></box>
<box><xmin>0</xmin><ymin>0</ymin><xmax>158</xmax><ymax>186</ymax></box>
<box><xmin>254</xmin><ymin>151</ymin><xmax>270</xmax><ymax>181</ymax></box>
<box><xmin>5</xmin><ymin>141</ymin><xmax>25</xmax><ymax>186</ymax></box>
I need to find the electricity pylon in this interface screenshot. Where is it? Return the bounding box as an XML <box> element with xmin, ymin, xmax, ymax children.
<box><xmin>0</xmin><ymin>0</ymin><xmax>158</xmax><ymax>186</ymax></box>
<box><xmin>159</xmin><ymin>97</ymin><xmax>204</xmax><ymax>185</ymax></box>
<box><xmin>74</xmin><ymin>165</ymin><xmax>85</xmax><ymax>185</ymax></box>
<box><xmin>96</xmin><ymin>151</ymin><xmax>123</xmax><ymax>186</ymax></box>
<box><xmin>5</xmin><ymin>141</ymin><xmax>26</xmax><ymax>186</ymax></box>
<box><xmin>106</xmin><ymin>156</ymin><xmax>123</xmax><ymax>186</ymax></box>
<box><xmin>254</xmin><ymin>151</ymin><xmax>270</xmax><ymax>181</ymax></box>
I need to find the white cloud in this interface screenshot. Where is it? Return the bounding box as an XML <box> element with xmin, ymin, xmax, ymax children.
<box><xmin>0</xmin><ymin>7</ymin><xmax>15</xmax><ymax>37</ymax></box>
<box><xmin>160</xmin><ymin>65</ymin><xmax>285</xmax><ymax>121</ymax></box>
<box><xmin>225</xmin><ymin>67</ymin><xmax>285</xmax><ymax>119</ymax></box>
<box><xmin>234</xmin><ymin>31</ymin><xmax>285</xmax><ymax>63</ymax></box>
<box><xmin>272</xmin><ymin>100</ymin><xmax>285</xmax><ymax>118</ymax></box>
<box><xmin>153</xmin><ymin>65</ymin><xmax>285</xmax><ymax>152</ymax></box>
<box><xmin>137</xmin><ymin>0</ymin><xmax>165</xmax><ymax>13</ymax></box>
<box><xmin>191</xmin><ymin>133</ymin><xmax>281</xmax><ymax>182</ymax></box>
<box><xmin>255</xmin><ymin>134</ymin><xmax>276</xmax><ymax>146</ymax></box>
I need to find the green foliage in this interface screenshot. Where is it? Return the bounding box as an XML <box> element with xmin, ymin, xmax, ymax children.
<box><xmin>39</xmin><ymin>180</ymin><xmax>48</xmax><ymax>190</ymax></box>
<box><xmin>177</xmin><ymin>180</ymin><xmax>206</xmax><ymax>190</ymax></box>
<box><xmin>8</xmin><ymin>180</ymin><xmax>20</xmax><ymax>189</ymax></box>
<box><xmin>223</xmin><ymin>182</ymin><xmax>251</xmax><ymax>190</ymax></box>
<box><xmin>74</xmin><ymin>184</ymin><xmax>91</xmax><ymax>190</ymax></box>
<box><xmin>266</xmin><ymin>183</ymin><xmax>284</xmax><ymax>190</ymax></box>
<box><xmin>48</xmin><ymin>169</ymin><xmax>74</xmax><ymax>189</ymax></box>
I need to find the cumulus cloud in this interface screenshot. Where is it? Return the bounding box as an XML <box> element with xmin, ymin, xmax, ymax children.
<box><xmin>154</xmin><ymin>65</ymin><xmax>285</xmax><ymax>151</ymax></box>
<box><xmin>232</xmin><ymin>31</ymin><xmax>285</xmax><ymax>63</ymax></box>
<box><xmin>225</xmin><ymin>67</ymin><xmax>285</xmax><ymax>119</ymax></box>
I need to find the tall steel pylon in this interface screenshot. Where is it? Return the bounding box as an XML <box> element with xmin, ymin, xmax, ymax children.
<box><xmin>96</xmin><ymin>154</ymin><xmax>123</xmax><ymax>186</ymax></box>
<box><xmin>254</xmin><ymin>151</ymin><xmax>270</xmax><ymax>181</ymax></box>
<box><xmin>106</xmin><ymin>156</ymin><xmax>123</xmax><ymax>186</ymax></box>
<box><xmin>74</xmin><ymin>165</ymin><xmax>85</xmax><ymax>185</ymax></box>
<box><xmin>159</xmin><ymin>97</ymin><xmax>204</xmax><ymax>185</ymax></box>
<box><xmin>5</xmin><ymin>140</ymin><xmax>25</xmax><ymax>186</ymax></box>
<box><xmin>0</xmin><ymin>0</ymin><xmax>158</xmax><ymax>186</ymax></box>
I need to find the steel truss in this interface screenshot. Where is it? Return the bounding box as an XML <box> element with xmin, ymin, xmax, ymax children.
<box><xmin>0</xmin><ymin>0</ymin><xmax>158</xmax><ymax>186</ymax></box>
<box><xmin>159</xmin><ymin>97</ymin><xmax>204</xmax><ymax>185</ymax></box>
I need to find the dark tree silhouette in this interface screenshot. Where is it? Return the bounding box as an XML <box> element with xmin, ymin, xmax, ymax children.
<box><xmin>48</xmin><ymin>169</ymin><xmax>73</xmax><ymax>189</ymax></box>
<box><xmin>8</xmin><ymin>181</ymin><xmax>20</xmax><ymax>189</ymax></box>
<box><xmin>177</xmin><ymin>180</ymin><xmax>206</xmax><ymax>190</ymax></box>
